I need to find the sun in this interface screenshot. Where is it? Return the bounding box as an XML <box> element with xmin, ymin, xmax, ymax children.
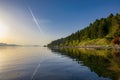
<box><xmin>0</xmin><ymin>22</ymin><xmax>7</xmax><ymax>38</ymax></box>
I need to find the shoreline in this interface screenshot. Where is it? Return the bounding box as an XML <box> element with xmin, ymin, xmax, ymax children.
<box><xmin>48</xmin><ymin>45</ymin><xmax>120</xmax><ymax>50</ymax></box>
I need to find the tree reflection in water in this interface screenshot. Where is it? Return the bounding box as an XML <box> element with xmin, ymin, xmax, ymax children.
<box><xmin>51</xmin><ymin>48</ymin><xmax>120</xmax><ymax>80</ymax></box>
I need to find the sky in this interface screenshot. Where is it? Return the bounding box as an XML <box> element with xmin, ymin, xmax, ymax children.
<box><xmin>0</xmin><ymin>0</ymin><xmax>120</xmax><ymax>45</ymax></box>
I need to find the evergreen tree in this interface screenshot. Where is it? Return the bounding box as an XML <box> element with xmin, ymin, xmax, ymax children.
<box><xmin>48</xmin><ymin>13</ymin><xmax>120</xmax><ymax>47</ymax></box>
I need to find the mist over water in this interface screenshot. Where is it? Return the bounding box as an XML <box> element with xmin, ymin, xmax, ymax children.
<box><xmin>0</xmin><ymin>47</ymin><xmax>120</xmax><ymax>80</ymax></box>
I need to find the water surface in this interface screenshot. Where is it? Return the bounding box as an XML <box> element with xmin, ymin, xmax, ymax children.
<box><xmin>0</xmin><ymin>47</ymin><xmax>120</xmax><ymax>80</ymax></box>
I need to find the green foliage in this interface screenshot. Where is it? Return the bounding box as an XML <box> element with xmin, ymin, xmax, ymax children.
<box><xmin>48</xmin><ymin>13</ymin><xmax>120</xmax><ymax>47</ymax></box>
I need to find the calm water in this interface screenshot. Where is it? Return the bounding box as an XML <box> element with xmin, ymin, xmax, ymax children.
<box><xmin>0</xmin><ymin>47</ymin><xmax>120</xmax><ymax>80</ymax></box>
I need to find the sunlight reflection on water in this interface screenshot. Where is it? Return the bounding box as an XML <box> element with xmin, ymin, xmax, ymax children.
<box><xmin>0</xmin><ymin>47</ymin><xmax>116</xmax><ymax>80</ymax></box>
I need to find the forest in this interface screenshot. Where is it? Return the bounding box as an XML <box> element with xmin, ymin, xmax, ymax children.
<box><xmin>48</xmin><ymin>13</ymin><xmax>120</xmax><ymax>47</ymax></box>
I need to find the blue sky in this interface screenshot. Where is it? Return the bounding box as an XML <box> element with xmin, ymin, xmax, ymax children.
<box><xmin>0</xmin><ymin>0</ymin><xmax>120</xmax><ymax>45</ymax></box>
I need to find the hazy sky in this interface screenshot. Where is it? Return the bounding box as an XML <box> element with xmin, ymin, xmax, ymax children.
<box><xmin>0</xmin><ymin>0</ymin><xmax>120</xmax><ymax>45</ymax></box>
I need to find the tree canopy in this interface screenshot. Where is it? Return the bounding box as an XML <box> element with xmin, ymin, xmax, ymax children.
<box><xmin>48</xmin><ymin>13</ymin><xmax>120</xmax><ymax>47</ymax></box>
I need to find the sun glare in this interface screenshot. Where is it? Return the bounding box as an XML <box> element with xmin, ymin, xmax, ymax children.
<box><xmin>0</xmin><ymin>22</ymin><xmax>7</xmax><ymax>38</ymax></box>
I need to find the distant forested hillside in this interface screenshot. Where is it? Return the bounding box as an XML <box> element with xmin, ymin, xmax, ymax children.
<box><xmin>0</xmin><ymin>43</ymin><xmax>18</xmax><ymax>46</ymax></box>
<box><xmin>48</xmin><ymin>13</ymin><xmax>120</xmax><ymax>47</ymax></box>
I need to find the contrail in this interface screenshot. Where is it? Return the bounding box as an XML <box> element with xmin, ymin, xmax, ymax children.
<box><xmin>28</xmin><ymin>6</ymin><xmax>42</xmax><ymax>32</ymax></box>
